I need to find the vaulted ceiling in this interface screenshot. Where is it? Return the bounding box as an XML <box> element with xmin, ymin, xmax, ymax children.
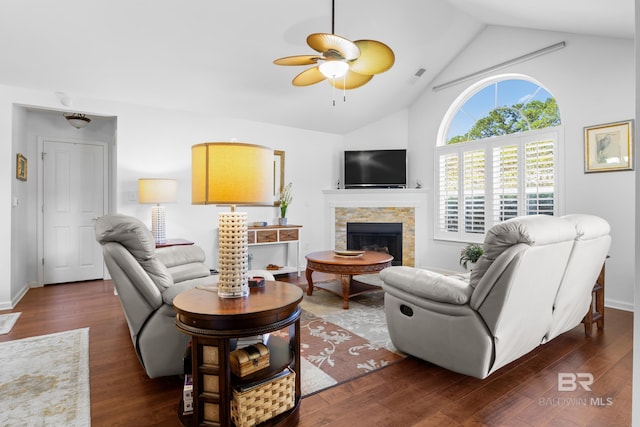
<box><xmin>0</xmin><ymin>0</ymin><xmax>634</xmax><ymax>134</ymax></box>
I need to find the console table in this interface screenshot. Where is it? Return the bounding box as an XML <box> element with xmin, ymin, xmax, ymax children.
<box><xmin>248</xmin><ymin>225</ymin><xmax>302</xmax><ymax>276</ymax></box>
<box><xmin>174</xmin><ymin>282</ymin><xmax>303</xmax><ymax>427</ymax></box>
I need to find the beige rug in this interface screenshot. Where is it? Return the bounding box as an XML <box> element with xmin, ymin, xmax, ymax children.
<box><xmin>0</xmin><ymin>328</ymin><xmax>90</xmax><ymax>426</ymax></box>
<box><xmin>289</xmin><ymin>284</ymin><xmax>405</xmax><ymax>396</ymax></box>
<box><xmin>0</xmin><ymin>312</ymin><xmax>21</xmax><ymax>334</ymax></box>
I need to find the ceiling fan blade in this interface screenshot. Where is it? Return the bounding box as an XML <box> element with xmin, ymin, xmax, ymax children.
<box><xmin>307</xmin><ymin>33</ymin><xmax>360</xmax><ymax>60</ymax></box>
<box><xmin>349</xmin><ymin>40</ymin><xmax>395</xmax><ymax>75</ymax></box>
<box><xmin>274</xmin><ymin>55</ymin><xmax>322</xmax><ymax>66</ymax></box>
<box><xmin>328</xmin><ymin>69</ymin><xmax>373</xmax><ymax>90</ymax></box>
<box><xmin>292</xmin><ymin>66</ymin><xmax>327</xmax><ymax>86</ymax></box>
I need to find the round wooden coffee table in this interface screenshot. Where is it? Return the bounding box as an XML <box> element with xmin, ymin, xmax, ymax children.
<box><xmin>305</xmin><ymin>250</ymin><xmax>393</xmax><ymax>309</ymax></box>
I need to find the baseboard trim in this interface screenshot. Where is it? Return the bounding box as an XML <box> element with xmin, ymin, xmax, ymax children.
<box><xmin>605</xmin><ymin>298</ymin><xmax>633</xmax><ymax>312</ymax></box>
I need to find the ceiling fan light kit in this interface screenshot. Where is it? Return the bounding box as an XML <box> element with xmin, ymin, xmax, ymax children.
<box><xmin>319</xmin><ymin>60</ymin><xmax>349</xmax><ymax>78</ymax></box>
<box><xmin>274</xmin><ymin>0</ymin><xmax>394</xmax><ymax>103</ymax></box>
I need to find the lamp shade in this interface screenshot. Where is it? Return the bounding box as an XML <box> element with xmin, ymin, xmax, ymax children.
<box><xmin>191</xmin><ymin>142</ymin><xmax>273</xmax><ymax>205</ymax></box>
<box><xmin>139</xmin><ymin>179</ymin><xmax>177</xmax><ymax>204</ymax></box>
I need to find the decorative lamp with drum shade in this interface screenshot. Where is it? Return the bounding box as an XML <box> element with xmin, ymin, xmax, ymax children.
<box><xmin>192</xmin><ymin>142</ymin><xmax>273</xmax><ymax>298</ymax></box>
<box><xmin>138</xmin><ymin>178</ymin><xmax>177</xmax><ymax>244</ymax></box>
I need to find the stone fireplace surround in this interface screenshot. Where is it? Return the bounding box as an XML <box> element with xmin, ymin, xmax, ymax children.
<box><xmin>323</xmin><ymin>189</ymin><xmax>428</xmax><ymax>267</ymax></box>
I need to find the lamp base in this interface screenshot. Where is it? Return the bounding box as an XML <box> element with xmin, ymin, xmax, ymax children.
<box><xmin>217</xmin><ymin>211</ymin><xmax>249</xmax><ymax>298</ymax></box>
<box><xmin>151</xmin><ymin>205</ymin><xmax>166</xmax><ymax>244</ymax></box>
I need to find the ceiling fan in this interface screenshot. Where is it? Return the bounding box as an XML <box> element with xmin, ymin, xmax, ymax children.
<box><xmin>273</xmin><ymin>0</ymin><xmax>395</xmax><ymax>92</ymax></box>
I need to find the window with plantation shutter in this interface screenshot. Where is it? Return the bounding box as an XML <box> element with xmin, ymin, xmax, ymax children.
<box><xmin>435</xmin><ymin>130</ymin><xmax>559</xmax><ymax>242</ymax></box>
<box><xmin>435</xmin><ymin>76</ymin><xmax>561</xmax><ymax>242</ymax></box>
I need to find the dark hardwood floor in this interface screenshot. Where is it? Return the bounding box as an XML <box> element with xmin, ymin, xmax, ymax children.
<box><xmin>0</xmin><ymin>274</ymin><xmax>632</xmax><ymax>426</ymax></box>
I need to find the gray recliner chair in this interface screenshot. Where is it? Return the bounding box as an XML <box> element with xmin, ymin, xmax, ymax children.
<box><xmin>95</xmin><ymin>214</ymin><xmax>215</xmax><ymax>378</ymax></box>
<box><xmin>380</xmin><ymin>214</ymin><xmax>610</xmax><ymax>379</ymax></box>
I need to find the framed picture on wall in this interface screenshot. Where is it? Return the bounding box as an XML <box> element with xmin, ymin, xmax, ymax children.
<box><xmin>584</xmin><ymin>120</ymin><xmax>634</xmax><ymax>173</ymax></box>
<box><xmin>16</xmin><ymin>153</ymin><xmax>27</xmax><ymax>181</ymax></box>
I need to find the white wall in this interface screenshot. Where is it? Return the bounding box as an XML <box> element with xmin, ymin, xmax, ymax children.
<box><xmin>632</xmin><ymin>4</ymin><xmax>639</xmax><ymax>424</ymax></box>
<box><xmin>342</xmin><ymin>109</ymin><xmax>411</xmax><ymax>185</ymax></box>
<box><xmin>9</xmin><ymin>106</ymin><xmax>28</xmax><ymax>307</ymax></box>
<box><xmin>111</xmin><ymin>106</ymin><xmax>342</xmax><ymax>270</ymax></box>
<box><xmin>407</xmin><ymin>26</ymin><xmax>635</xmax><ymax>310</ymax></box>
<box><xmin>2</xmin><ymin>85</ymin><xmax>343</xmax><ymax>308</ymax></box>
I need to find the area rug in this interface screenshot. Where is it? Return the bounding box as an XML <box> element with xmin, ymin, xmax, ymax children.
<box><xmin>0</xmin><ymin>312</ymin><xmax>21</xmax><ymax>334</ymax></box>
<box><xmin>280</xmin><ymin>284</ymin><xmax>405</xmax><ymax>397</ymax></box>
<box><xmin>0</xmin><ymin>328</ymin><xmax>90</xmax><ymax>426</ymax></box>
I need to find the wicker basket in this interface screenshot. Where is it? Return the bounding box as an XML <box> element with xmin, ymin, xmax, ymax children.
<box><xmin>231</xmin><ymin>368</ymin><xmax>295</xmax><ymax>427</ymax></box>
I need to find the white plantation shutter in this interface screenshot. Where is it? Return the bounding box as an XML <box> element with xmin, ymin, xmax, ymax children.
<box><xmin>525</xmin><ymin>139</ymin><xmax>555</xmax><ymax>215</ymax></box>
<box><xmin>438</xmin><ymin>152</ymin><xmax>459</xmax><ymax>233</ymax></box>
<box><xmin>463</xmin><ymin>149</ymin><xmax>485</xmax><ymax>234</ymax></box>
<box><xmin>493</xmin><ymin>144</ymin><xmax>519</xmax><ymax>223</ymax></box>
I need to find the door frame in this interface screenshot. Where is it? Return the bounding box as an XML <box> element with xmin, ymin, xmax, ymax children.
<box><xmin>36</xmin><ymin>136</ymin><xmax>110</xmax><ymax>285</ymax></box>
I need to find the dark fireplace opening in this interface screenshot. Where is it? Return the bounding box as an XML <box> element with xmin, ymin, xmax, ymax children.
<box><xmin>346</xmin><ymin>222</ymin><xmax>402</xmax><ymax>266</ymax></box>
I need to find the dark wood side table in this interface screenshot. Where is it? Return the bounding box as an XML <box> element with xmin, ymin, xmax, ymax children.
<box><xmin>582</xmin><ymin>260</ymin><xmax>606</xmax><ymax>336</ymax></box>
<box><xmin>156</xmin><ymin>238</ymin><xmax>194</xmax><ymax>248</ymax></box>
<box><xmin>305</xmin><ymin>250</ymin><xmax>393</xmax><ymax>309</ymax></box>
<box><xmin>174</xmin><ymin>282</ymin><xmax>303</xmax><ymax>427</ymax></box>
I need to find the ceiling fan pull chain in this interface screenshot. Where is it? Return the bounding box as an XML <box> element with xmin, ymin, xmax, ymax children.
<box><xmin>343</xmin><ymin>76</ymin><xmax>347</xmax><ymax>102</ymax></box>
<box><xmin>332</xmin><ymin>76</ymin><xmax>337</xmax><ymax>106</ymax></box>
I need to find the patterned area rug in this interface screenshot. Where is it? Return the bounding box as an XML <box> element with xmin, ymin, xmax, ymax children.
<box><xmin>0</xmin><ymin>328</ymin><xmax>90</xmax><ymax>426</ymax></box>
<box><xmin>0</xmin><ymin>312</ymin><xmax>21</xmax><ymax>334</ymax></box>
<box><xmin>288</xmin><ymin>284</ymin><xmax>405</xmax><ymax>397</ymax></box>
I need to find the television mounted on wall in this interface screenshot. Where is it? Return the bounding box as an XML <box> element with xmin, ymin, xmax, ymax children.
<box><xmin>344</xmin><ymin>149</ymin><xmax>407</xmax><ymax>189</ymax></box>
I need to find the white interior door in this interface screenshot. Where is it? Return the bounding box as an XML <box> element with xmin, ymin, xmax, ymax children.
<box><xmin>43</xmin><ymin>140</ymin><xmax>106</xmax><ymax>284</ymax></box>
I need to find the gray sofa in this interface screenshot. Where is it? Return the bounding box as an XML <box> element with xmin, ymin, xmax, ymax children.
<box><xmin>95</xmin><ymin>214</ymin><xmax>215</xmax><ymax>378</ymax></box>
<box><xmin>380</xmin><ymin>214</ymin><xmax>610</xmax><ymax>379</ymax></box>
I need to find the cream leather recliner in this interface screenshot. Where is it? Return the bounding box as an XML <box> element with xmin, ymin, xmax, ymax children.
<box><xmin>95</xmin><ymin>214</ymin><xmax>215</xmax><ymax>378</ymax></box>
<box><xmin>380</xmin><ymin>214</ymin><xmax>610</xmax><ymax>379</ymax></box>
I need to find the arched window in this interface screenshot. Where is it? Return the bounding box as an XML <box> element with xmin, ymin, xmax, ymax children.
<box><xmin>435</xmin><ymin>74</ymin><xmax>561</xmax><ymax>242</ymax></box>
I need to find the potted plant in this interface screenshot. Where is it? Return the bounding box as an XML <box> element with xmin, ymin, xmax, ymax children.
<box><xmin>278</xmin><ymin>182</ymin><xmax>292</xmax><ymax>225</ymax></box>
<box><xmin>459</xmin><ymin>243</ymin><xmax>483</xmax><ymax>270</ymax></box>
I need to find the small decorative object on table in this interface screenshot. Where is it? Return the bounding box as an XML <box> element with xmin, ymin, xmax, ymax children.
<box><xmin>248</xmin><ymin>276</ymin><xmax>265</xmax><ymax>288</ymax></box>
<box><xmin>460</xmin><ymin>243</ymin><xmax>483</xmax><ymax>270</ymax></box>
<box><xmin>278</xmin><ymin>182</ymin><xmax>292</xmax><ymax>225</ymax></box>
<box><xmin>229</xmin><ymin>343</ymin><xmax>270</xmax><ymax>377</ymax></box>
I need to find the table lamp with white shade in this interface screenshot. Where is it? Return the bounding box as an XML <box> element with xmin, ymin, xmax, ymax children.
<box><xmin>192</xmin><ymin>142</ymin><xmax>273</xmax><ymax>298</ymax></box>
<box><xmin>138</xmin><ymin>178</ymin><xmax>177</xmax><ymax>244</ymax></box>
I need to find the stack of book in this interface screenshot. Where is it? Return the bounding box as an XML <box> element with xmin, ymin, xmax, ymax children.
<box><xmin>236</xmin><ymin>334</ymin><xmax>268</xmax><ymax>349</ymax></box>
<box><xmin>182</xmin><ymin>340</ymin><xmax>193</xmax><ymax>415</ymax></box>
<box><xmin>183</xmin><ymin>374</ymin><xmax>193</xmax><ymax>415</ymax></box>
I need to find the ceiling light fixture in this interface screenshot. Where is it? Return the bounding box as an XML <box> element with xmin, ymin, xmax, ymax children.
<box><xmin>64</xmin><ymin>113</ymin><xmax>91</xmax><ymax>129</ymax></box>
<box><xmin>319</xmin><ymin>60</ymin><xmax>349</xmax><ymax>79</ymax></box>
<box><xmin>273</xmin><ymin>0</ymin><xmax>394</xmax><ymax>101</ymax></box>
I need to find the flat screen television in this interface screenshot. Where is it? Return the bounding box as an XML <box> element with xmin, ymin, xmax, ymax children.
<box><xmin>344</xmin><ymin>149</ymin><xmax>407</xmax><ymax>189</ymax></box>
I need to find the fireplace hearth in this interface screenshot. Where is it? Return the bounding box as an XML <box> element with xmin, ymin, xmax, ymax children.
<box><xmin>347</xmin><ymin>222</ymin><xmax>403</xmax><ymax>266</ymax></box>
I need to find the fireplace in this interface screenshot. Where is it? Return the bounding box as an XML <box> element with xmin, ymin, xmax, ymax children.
<box><xmin>346</xmin><ymin>222</ymin><xmax>403</xmax><ymax>266</ymax></box>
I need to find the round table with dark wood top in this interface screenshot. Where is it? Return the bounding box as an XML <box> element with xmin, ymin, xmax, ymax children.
<box><xmin>305</xmin><ymin>250</ymin><xmax>393</xmax><ymax>309</ymax></box>
<box><xmin>174</xmin><ymin>282</ymin><xmax>303</xmax><ymax>427</ymax></box>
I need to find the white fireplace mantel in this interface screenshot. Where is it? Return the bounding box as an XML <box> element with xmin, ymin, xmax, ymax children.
<box><xmin>323</xmin><ymin>188</ymin><xmax>429</xmax><ymax>267</ymax></box>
